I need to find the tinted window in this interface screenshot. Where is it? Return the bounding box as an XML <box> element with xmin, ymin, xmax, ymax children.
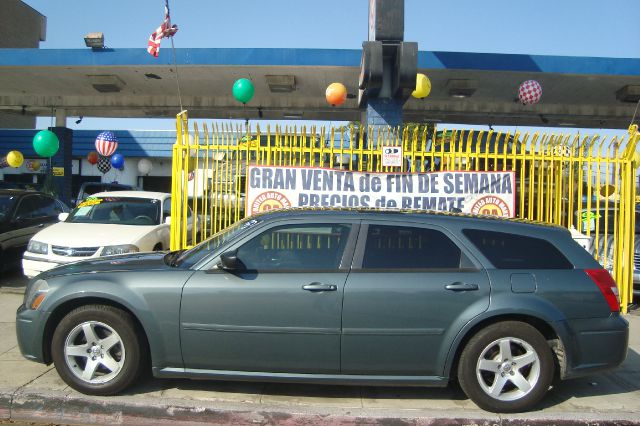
<box><xmin>463</xmin><ymin>229</ymin><xmax>573</xmax><ymax>269</ymax></box>
<box><xmin>0</xmin><ymin>195</ymin><xmax>18</xmax><ymax>222</ymax></box>
<box><xmin>362</xmin><ymin>225</ymin><xmax>461</xmax><ymax>269</ymax></box>
<box><xmin>163</xmin><ymin>198</ymin><xmax>171</xmax><ymax>220</ymax></box>
<box><xmin>81</xmin><ymin>184</ymin><xmax>106</xmax><ymax>197</ymax></box>
<box><xmin>32</xmin><ymin>195</ymin><xmax>60</xmax><ymax>218</ymax></box>
<box><xmin>236</xmin><ymin>224</ymin><xmax>351</xmax><ymax>271</ymax></box>
<box><xmin>14</xmin><ymin>196</ymin><xmax>38</xmax><ymax>219</ymax></box>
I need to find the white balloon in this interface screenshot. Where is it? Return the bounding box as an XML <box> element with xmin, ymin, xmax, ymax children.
<box><xmin>137</xmin><ymin>158</ymin><xmax>153</xmax><ymax>175</ymax></box>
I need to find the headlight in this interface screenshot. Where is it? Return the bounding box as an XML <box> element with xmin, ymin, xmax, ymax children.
<box><xmin>24</xmin><ymin>279</ymin><xmax>49</xmax><ymax>310</ymax></box>
<box><xmin>101</xmin><ymin>244</ymin><xmax>139</xmax><ymax>256</ymax></box>
<box><xmin>27</xmin><ymin>240</ymin><xmax>48</xmax><ymax>255</ymax></box>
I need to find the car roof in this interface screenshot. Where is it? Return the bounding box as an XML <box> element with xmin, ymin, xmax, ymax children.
<box><xmin>0</xmin><ymin>188</ymin><xmax>48</xmax><ymax>197</ymax></box>
<box><xmin>81</xmin><ymin>182</ymin><xmax>132</xmax><ymax>188</ymax></box>
<box><xmin>89</xmin><ymin>190</ymin><xmax>170</xmax><ymax>200</ymax></box>
<box><xmin>250</xmin><ymin>207</ymin><xmax>566</xmax><ymax>233</ymax></box>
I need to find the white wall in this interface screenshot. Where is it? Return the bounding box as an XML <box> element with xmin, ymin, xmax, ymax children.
<box><xmin>1</xmin><ymin>157</ymin><xmax>173</xmax><ymax>187</ymax></box>
<box><xmin>80</xmin><ymin>157</ymin><xmax>172</xmax><ymax>187</ymax></box>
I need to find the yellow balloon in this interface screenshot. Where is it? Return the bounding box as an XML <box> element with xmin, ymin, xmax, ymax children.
<box><xmin>412</xmin><ymin>73</ymin><xmax>431</xmax><ymax>99</ymax></box>
<box><xmin>7</xmin><ymin>150</ymin><xmax>24</xmax><ymax>168</ymax></box>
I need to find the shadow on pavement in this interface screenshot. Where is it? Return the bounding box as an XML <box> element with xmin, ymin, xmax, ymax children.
<box><xmin>0</xmin><ymin>266</ymin><xmax>28</xmax><ymax>289</ymax></box>
<box><xmin>118</xmin><ymin>350</ymin><xmax>639</xmax><ymax>411</ymax></box>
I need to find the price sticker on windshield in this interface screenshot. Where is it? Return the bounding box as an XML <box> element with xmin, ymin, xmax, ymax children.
<box><xmin>77</xmin><ymin>198</ymin><xmax>102</xmax><ymax>208</ymax></box>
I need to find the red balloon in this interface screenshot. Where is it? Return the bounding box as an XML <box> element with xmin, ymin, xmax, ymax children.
<box><xmin>326</xmin><ymin>83</ymin><xmax>347</xmax><ymax>106</ymax></box>
<box><xmin>87</xmin><ymin>151</ymin><xmax>99</xmax><ymax>165</ymax></box>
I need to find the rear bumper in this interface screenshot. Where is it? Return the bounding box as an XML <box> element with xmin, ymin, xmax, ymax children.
<box><xmin>558</xmin><ymin>314</ymin><xmax>629</xmax><ymax>379</ymax></box>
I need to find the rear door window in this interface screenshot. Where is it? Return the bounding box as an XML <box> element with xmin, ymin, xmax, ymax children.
<box><xmin>463</xmin><ymin>229</ymin><xmax>573</xmax><ymax>269</ymax></box>
<box><xmin>362</xmin><ymin>224</ymin><xmax>463</xmax><ymax>270</ymax></box>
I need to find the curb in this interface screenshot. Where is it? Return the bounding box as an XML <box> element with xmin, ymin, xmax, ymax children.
<box><xmin>0</xmin><ymin>286</ymin><xmax>25</xmax><ymax>295</ymax></box>
<box><xmin>1</xmin><ymin>389</ymin><xmax>639</xmax><ymax>426</ymax></box>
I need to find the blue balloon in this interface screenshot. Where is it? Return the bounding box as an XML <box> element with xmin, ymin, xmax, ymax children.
<box><xmin>110</xmin><ymin>153</ymin><xmax>125</xmax><ymax>169</ymax></box>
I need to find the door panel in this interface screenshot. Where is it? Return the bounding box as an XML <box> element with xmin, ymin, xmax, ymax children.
<box><xmin>181</xmin><ymin>270</ymin><xmax>347</xmax><ymax>373</ymax></box>
<box><xmin>180</xmin><ymin>220</ymin><xmax>356</xmax><ymax>374</ymax></box>
<box><xmin>341</xmin><ymin>222</ymin><xmax>490</xmax><ymax>376</ymax></box>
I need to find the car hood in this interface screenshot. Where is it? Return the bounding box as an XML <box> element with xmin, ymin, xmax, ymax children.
<box><xmin>31</xmin><ymin>222</ymin><xmax>158</xmax><ymax>247</ymax></box>
<box><xmin>41</xmin><ymin>251</ymin><xmax>172</xmax><ymax>278</ymax></box>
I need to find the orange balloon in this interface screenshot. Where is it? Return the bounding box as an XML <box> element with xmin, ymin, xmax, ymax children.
<box><xmin>87</xmin><ymin>151</ymin><xmax>98</xmax><ymax>165</ymax></box>
<box><xmin>326</xmin><ymin>83</ymin><xmax>347</xmax><ymax>106</ymax></box>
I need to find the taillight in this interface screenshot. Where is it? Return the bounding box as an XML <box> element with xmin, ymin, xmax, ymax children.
<box><xmin>585</xmin><ymin>269</ymin><xmax>620</xmax><ymax>312</ymax></box>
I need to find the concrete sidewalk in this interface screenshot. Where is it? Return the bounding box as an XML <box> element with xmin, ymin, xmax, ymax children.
<box><xmin>1</xmin><ymin>291</ymin><xmax>639</xmax><ymax>425</ymax></box>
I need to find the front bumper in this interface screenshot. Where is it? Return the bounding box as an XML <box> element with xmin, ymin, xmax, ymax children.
<box><xmin>559</xmin><ymin>314</ymin><xmax>629</xmax><ymax>379</ymax></box>
<box><xmin>15</xmin><ymin>303</ymin><xmax>51</xmax><ymax>364</ymax></box>
<box><xmin>22</xmin><ymin>257</ymin><xmax>60</xmax><ymax>278</ymax></box>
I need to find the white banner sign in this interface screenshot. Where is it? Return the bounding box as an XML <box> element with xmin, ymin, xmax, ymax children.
<box><xmin>246</xmin><ymin>166</ymin><xmax>516</xmax><ymax>218</ymax></box>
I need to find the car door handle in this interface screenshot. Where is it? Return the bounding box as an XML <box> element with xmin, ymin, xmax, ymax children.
<box><xmin>444</xmin><ymin>282</ymin><xmax>479</xmax><ymax>291</ymax></box>
<box><xmin>36</xmin><ymin>223</ymin><xmax>44</xmax><ymax>228</ymax></box>
<box><xmin>302</xmin><ymin>283</ymin><xmax>337</xmax><ymax>292</ymax></box>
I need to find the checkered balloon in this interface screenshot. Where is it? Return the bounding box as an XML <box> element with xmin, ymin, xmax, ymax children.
<box><xmin>518</xmin><ymin>80</ymin><xmax>542</xmax><ymax>105</ymax></box>
<box><xmin>95</xmin><ymin>131</ymin><xmax>119</xmax><ymax>157</ymax></box>
<box><xmin>97</xmin><ymin>155</ymin><xmax>112</xmax><ymax>174</ymax></box>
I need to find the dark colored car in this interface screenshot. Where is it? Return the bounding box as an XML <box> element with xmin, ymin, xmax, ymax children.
<box><xmin>73</xmin><ymin>182</ymin><xmax>134</xmax><ymax>206</ymax></box>
<box><xmin>0</xmin><ymin>189</ymin><xmax>69</xmax><ymax>274</ymax></box>
<box><xmin>16</xmin><ymin>209</ymin><xmax>628</xmax><ymax>413</ymax></box>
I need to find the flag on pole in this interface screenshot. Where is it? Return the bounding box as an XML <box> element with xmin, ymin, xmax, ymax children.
<box><xmin>147</xmin><ymin>4</ymin><xmax>178</xmax><ymax>57</ymax></box>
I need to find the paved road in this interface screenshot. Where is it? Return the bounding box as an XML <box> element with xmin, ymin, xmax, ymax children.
<box><xmin>1</xmin><ymin>287</ymin><xmax>639</xmax><ymax>425</ymax></box>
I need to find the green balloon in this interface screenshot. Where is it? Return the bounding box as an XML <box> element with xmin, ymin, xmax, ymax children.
<box><xmin>232</xmin><ymin>78</ymin><xmax>255</xmax><ymax>104</ymax></box>
<box><xmin>33</xmin><ymin>130</ymin><xmax>60</xmax><ymax>157</ymax></box>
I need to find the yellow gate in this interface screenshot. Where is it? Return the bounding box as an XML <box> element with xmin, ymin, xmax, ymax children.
<box><xmin>171</xmin><ymin>111</ymin><xmax>639</xmax><ymax>312</ymax></box>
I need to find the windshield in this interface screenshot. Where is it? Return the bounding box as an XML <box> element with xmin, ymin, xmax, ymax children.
<box><xmin>66</xmin><ymin>197</ymin><xmax>161</xmax><ymax>226</ymax></box>
<box><xmin>0</xmin><ymin>195</ymin><xmax>17</xmax><ymax>223</ymax></box>
<box><xmin>174</xmin><ymin>216</ymin><xmax>263</xmax><ymax>268</ymax></box>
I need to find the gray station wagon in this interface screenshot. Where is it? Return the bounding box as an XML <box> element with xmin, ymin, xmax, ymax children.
<box><xmin>16</xmin><ymin>209</ymin><xmax>628</xmax><ymax>413</ymax></box>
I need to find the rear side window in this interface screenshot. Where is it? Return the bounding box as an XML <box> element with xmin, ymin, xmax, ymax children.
<box><xmin>463</xmin><ymin>229</ymin><xmax>573</xmax><ymax>269</ymax></box>
<box><xmin>363</xmin><ymin>225</ymin><xmax>462</xmax><ymax>269</ymax></box>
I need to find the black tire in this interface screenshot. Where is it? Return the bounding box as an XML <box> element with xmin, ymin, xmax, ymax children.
<box><xmin>457</xmin><ymin>321</ymin><xmax>554</xmax><ymax>413</ymax></box>
<box><xmin>51</xmin><ymin>304</ymin><xmax>145</xmax><ymax>396</ymax></box>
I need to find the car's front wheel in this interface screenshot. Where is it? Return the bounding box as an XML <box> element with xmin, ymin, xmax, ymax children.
<box><xmin>51</xmin><ymin>305</ymin><xmax>145</xmax><ymax>395</ymax></box>
<box><xmin>458</xmin><ymin>321</ymin><xmax>554</xmax><ymax>413</ymax></box>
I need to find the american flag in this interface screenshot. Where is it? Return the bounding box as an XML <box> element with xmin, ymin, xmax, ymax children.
<box><xmin>95</xmin><ymin>131</ymin><xmax>119</xmax><ymax>157</ymax></box>
<box><xmin>147</xmin><ymin>4</ymin><xmax>178</xmax><ymax>58</ymax></box>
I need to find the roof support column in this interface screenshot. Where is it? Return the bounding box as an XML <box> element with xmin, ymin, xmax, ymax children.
<box><xmin>47</xmin><ymin>126</ymin><xmax>73</xmax><ymax>205</ymax></box>
<box><xmin>359</xmin><ymin>0</ymin><xmax>417</xmax><ymax>143</ymax></box>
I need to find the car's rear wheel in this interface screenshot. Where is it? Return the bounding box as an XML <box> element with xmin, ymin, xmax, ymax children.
<box><xmin>458</xmin><ymin>321</ymin><xmax>554</xmax><ymax>413</ymax></box>
<box><xmin>51</xmin><ymin>305</ymin><xmax>144</xmax><ymax>395</ymax></box>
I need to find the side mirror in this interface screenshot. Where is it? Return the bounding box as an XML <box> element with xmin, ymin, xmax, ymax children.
<box><xmin>164</xmin><ymin>216</ymin><xmax>171</xmax><ymax>225</ymax></box>
<box><xmin>218</xmin><ymin>250</ymin><xmax>244</xmax><ymax>271</ymax></box>
<box><xmin>58</xmin><ymin>212</ymin><xmax>69</xmax><ymax>222</ymax></box>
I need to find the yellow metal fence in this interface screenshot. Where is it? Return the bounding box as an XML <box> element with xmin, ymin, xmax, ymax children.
<box><xmin>172</xmin><ymin>111</ymin><xmax>639</xmax><ymax>312</ymax></box>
